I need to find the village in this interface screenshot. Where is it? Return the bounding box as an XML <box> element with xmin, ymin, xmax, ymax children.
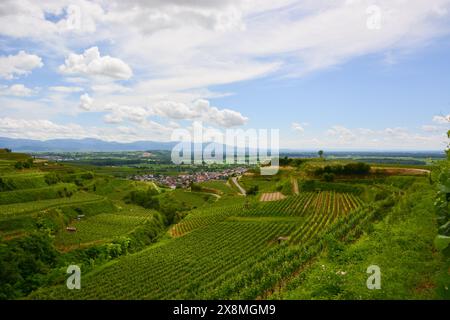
<box><xmin>130</xmin><ymin>167</ymin><xmax>248</xmax><ymax>189</ymax></box>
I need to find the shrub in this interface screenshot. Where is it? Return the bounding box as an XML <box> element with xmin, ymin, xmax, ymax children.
<box><xmin>323</xmin><ymin>173</ymin><xmax>335</xmax><ymax>182</ymax></box>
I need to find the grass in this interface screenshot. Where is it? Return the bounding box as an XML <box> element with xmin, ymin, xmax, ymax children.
<box><xmin>198</xmin><ymin>180</ymin><xmax>237</xmax><ymax>195</ymax></box>
<box><xmin>277</xmin><ymin>182</ymin><xmax>448</xmax><ymax>300</ymax></box>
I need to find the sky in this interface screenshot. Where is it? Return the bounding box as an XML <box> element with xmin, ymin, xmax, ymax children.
<box><xmin>0</xmin><ymin>0</ymin><xmax>450</xmax><ymax>151</ymax></box>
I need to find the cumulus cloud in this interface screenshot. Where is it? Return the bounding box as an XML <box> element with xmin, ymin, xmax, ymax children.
<box><xmin>320</xmin><ymin>123</ymin><xmax>447</xmax><ymax>150</ymax></box>
<box><xmin>433</xmin><ymin>114</ymin><xmax>450</xmax><ymax>124</ymax></box>
<box><xmin>0</xmin><ymin>51</ymin><xmax>43</xmax><ymax>79</ymax></box>
<box><xmin>292</xmin><ymin>122</ymin><xmax>306</xmax><ymax>133</ymax></box>
<box><xmin>79</xmin><ymin>93</ymin><xmax>93</xmax><ymax>110</ymax></box>
<box><xmin>0</xmin><ymin>116</ymin><xmax>174</xmax><ymax>142</ymax></box>
<box><xmin>49</xmin><ymin>86</ymin><xmax>84</xmax><ymax>93</ymax></box>
<box><xmin>0</xmin><ymin>117</ymin><xmax>85</xmax><ymax>140</ymax></box>
<box><xmin>103</xmin><ymin>104</ymin><xmax>149</xmax><ymax>124</ymax></box>
<box><xmin>59</xmin><ymin>47</ymin><xmax>133</xmax><ymax>80</ymax></box>
<box><xmin>152</xmin><ymin>99</ymin><xmax>248</xmax><ymax>127</ymax></box>
<box><xmin>422</xmin><ymin>125</ymin><xmax>442</xmax><ymax>133</ymax></box>
<box><xmin>0</xmin><ymin>84</ymin><xmax>35</xmax><ymax>97</ymax></box>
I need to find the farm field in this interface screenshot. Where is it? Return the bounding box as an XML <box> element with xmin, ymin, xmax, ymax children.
<box><xmin>0</xmin><ymin>151</ymin><xmax>448</xmax><ymax>301</ymax></box>
<box><xmin>198</xmin><ymin>180</ymin><xmax>237</xmax><ymax>195</ymax></box>
<box><xmin>55</xmin><ymin>210</ymin><xmax>154</xmax><ymax>249</ymax></box>
<box><xmin>260</xmin><ymin>192</ymin><xmax>286</xmax><ymax>202</ymax></box>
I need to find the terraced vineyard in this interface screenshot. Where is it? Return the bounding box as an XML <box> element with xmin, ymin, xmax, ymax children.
<box><xmin>56</xmin><ymin>211</ymin><xmax>153</xmax><ymax>248</ymax></box>
<box><xmin>32</xmin><ymin>190</ymin><xmax>367</xmax><ymax>299</ymax></box>
<box><xmin>171</xmin><ymin>204</ymin><xmax>244</xmax><ymax>237</ymax></box>
<box><xmin>244</xmin><ymin>192</ymin><xmax>362</xmax><ymax>217</ymax></box>
<box><xmin>0</xmin><ymin>192</ymin><xmax>105</xmax><ymax>221</ymax></box>
<box><xmin>0</xmin><ymin>183</ymin><xmax>77</xmax><ymax>205</ymax></box>
<box><xmin>2</xmin><ymin>150</ymin><xmax>439</xmax><ymax>301</ymax></box>
<box><xmin>31</xmin><ymin>219</ymin><xmax>299</xmax><ymax>299</ymax></box>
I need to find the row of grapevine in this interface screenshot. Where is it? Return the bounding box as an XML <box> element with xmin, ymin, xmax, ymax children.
<box><xmin>32</xmin><ymin>219</ymin><xmax>298</xmax><ymax>300</ymax></box>
<box><xmin>172</xmin><ymin>191</ymin><xmax>363</xmax><ymax>237</ymax></box>
<box><xmin>55</xmin><ymin>213</ymin><xmax>149</xmax><ymax>247</ymax></box>
<box><xmin>200</xmin><ymin>204</ymin><xmax>380</xmax><ymax>300</ymax></box>
<box><xmin>171</xmin><ymin>204</ymin><xmax>244</xmax><ymax>237</ymax></box>
<box><xmin>0</xmin><ymin>192</ymin><xmax>104</xmax><ymax>221</ymax></box>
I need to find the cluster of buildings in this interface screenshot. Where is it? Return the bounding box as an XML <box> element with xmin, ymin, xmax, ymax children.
<box><xmin>130</xmin><ymin>167</ymin><xmax>248</xmax><ymax>189</ymax></box>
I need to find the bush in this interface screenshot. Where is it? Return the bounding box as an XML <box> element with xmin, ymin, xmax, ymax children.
<box><xmin>247</xmin><ymin>185</ymin><xmax>259</xmax><ymax>195</ymax></box>
<box><xmin>14</xmin><ymin>159</ymin><xmax>34</xmax><ymax>170</ymax></box>
<box><xmin>0</xmin><ymin>233</ymin><xmax>59</xmax><ymax>299</ymax></box>
<box><xmin>44</xmin><ymin>172</ymin><xmax>61</xmax><ymax>185</ymax></box>
<box><xmin>315</xmin><ymin>162</ymin><xmax>371</xmax><ymax>177</ymax></box>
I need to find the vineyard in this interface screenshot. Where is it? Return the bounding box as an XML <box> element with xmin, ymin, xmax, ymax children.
<box><xmin>0</xmin><ymin>193</ymin><xmax>105</xmax><ymax>221</ymax></box>
<box><xmin>260</xmin><ymin>192</ymin><xmax>286</xmax><ymax>202</ymax></box>
<box><xmin>32</xmin><ymin>189</ymin><xmax>368</xmax><ymax>299</ymax></box>
<box><xmin>55</xmin><ymin>211</ymin><xmax>154</xmax><ymax>248</ymax></box>
<box><xmin>32</xmin><ymin>219</ymin><xmax>299</xmax><ymax>299</ymax></box>
<box><xmin>1</xmin><ymin>152</ymin><xmax>443</xmax><ymax>301</ymax></box>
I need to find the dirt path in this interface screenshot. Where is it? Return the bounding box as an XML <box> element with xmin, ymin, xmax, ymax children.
<box><xmin>372</xmin><ymin>167</ymin><xmax>430</xmax><ymax>176</ymax></box>
<box><xmin>232</xmin><ymin>177</ymin><xmax>246</xmax><ymax>196</ymax></box>
<box><xmin>291</xmin><ymin>177</ymin><xmax>299</xmax><ymax>195</ymax></box>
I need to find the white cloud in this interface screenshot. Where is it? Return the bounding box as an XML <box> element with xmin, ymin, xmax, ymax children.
<box><xmin>0</xmin><ymin>51</ymin><xmax>43</xmax><ymax>79</ymax></box>
<box><xmin>321</xmin><ymin>124</ymin><xmax>447</xmax><ymax>150</ymax></box>
<box><xmin>152</xmin><ymin>99</ymin><xmax>248</xmax><ymax>127</ymax></box>
<box><xmin>103</xmin><ymin>104</ymin><xmax>149</xmax><ymax>124</ymax></box>
<box><xmin>79</xmin><ymin>93</ymin><xmax>93</xmax><ymax>110</ymax></box>
<box><xmin>422</xmin><ymin>125</ymin><xmax>442</xmax><ymax>133</ymax></box>
<box><xmin>91</xmin><ymin>83</ymin><xmax>131</xmax><ymax>94</ymax></box>
<box><xmin>59</xmin><ymin>47</ymin><xmax>133</xmax><ymax>80</ymax></box>
<box><xmin>1</xmin><ymin>1</ymin><xmax>450</xmax><ymax>146</ymax></box>
<box><xmin>327</xmin><ymin>125</ymin><xmax>356</xmax><ymax>141</ymax></box>
<box><xmin>0</xmin><ymin>116</ymin><xmax>174</xmax><ymax>142</ymax></box>
<box><xmin>0</xmin><ymin>84</ymin><xmax>35</xmax><ymax>97</ymax></box>
<box><xmin>49</xmin><ymin>86</ymin><xmax>84</xmax><ymax>93</ymax></box>
<box><xmin>292</xmin><ymin>122</ymin><xmax>306</xmax><ymax>133</ymax></box>
<box><xmin>0</xmin><ymin>117</ymin><xmax>85</xmax><ymax>140</ymax></box>
<box><xmin>433</xmin><ymin>114</ymin><xmax>450</xmax><ymax>124</ymax></box>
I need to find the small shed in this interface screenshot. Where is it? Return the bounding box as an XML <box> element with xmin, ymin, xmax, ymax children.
<box><xmin>277</xmin><ymin>236</ymin><xmax>290</xmax><ymax>244</ymax></box>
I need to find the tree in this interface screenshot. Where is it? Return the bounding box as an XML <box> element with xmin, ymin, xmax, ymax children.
<box><xmin>247</xmin><ymin>185</ymin><xmax>259</xmax><ymax>195</ymax></box>
<box><xmin>318</xmin><ymin>150</ymin><xmax>324</xmax><ymax>159</ymax></box>
<box><xmin>323</xmin><ymin>173</ymin><xmax>335</xmax><ymax>182</ymax></box>
<box><xmin>434</xmin><ymin>129</ymin><xmax>450</xmax><ymax>254</ymax></box>
<box><xmin>14</xmin><ymin>161</ymin><xmax>23</xmax><ymax>170</ymax></box>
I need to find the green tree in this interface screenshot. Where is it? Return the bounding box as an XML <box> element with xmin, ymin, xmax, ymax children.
<box><xmin>318</xmin><ymin>150</ymin><xmax>324</xmax><ymax>159</ymax></box>
<box><xmin>434</xmin><ymin>129</ymin><xmax>450</xmax><ymax>254</ymax></box>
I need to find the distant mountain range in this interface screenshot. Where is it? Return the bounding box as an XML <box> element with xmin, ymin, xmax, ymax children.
<box><xmin>0</xmin><ymin>137</ymin><xmax>445</xmax><ymax>155</ymax></box>
<box><xmin>0</xmin><ymin>137</ymin><xmax>177</xmax><ymax>152</ymax></box>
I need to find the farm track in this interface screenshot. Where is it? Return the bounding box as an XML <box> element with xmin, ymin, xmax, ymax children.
<box><xmin>231</xmin><ymin>177</ymin><xmax>247</xmax><ymax>196</ymax></box>
<box><xmin>292</xmin><ymin>177</ymin><xmax>299</xmax><ymax>195</ymax></box>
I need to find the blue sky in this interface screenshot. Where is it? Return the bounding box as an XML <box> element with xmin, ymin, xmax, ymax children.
<box><xmin>0</xmin><ymin>0</ymin><xmax>449</xmax><ymax>150</ymax></box>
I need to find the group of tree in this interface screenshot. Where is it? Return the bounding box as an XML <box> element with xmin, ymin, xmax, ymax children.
<box><xmin>279</xmin><ymin>157</ymin><xmax>306</xmax><ymax>167</ymax></box>
<box><xmin>434</xmin><ymin>130</ymin><xmax>450</xmax><ymax>255</ymax></box>
<box><xmin>14</xmin><ymin>159</ymin><xmax>34</xmax><ymax>169</ymax></box>
<box><xmin>247</xmin><ymin>185</ymin><xmax>259</xmax><ymax>195</ymax></box>
<box><xmin>315</xmin><ymin>162</ymin><xmax>371</xmax><ymax>181</ymax></box>
<box><xmin>124</xmin><ymin>187</ymin><xmax>182</xmax><ymax>226</ymax></box>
